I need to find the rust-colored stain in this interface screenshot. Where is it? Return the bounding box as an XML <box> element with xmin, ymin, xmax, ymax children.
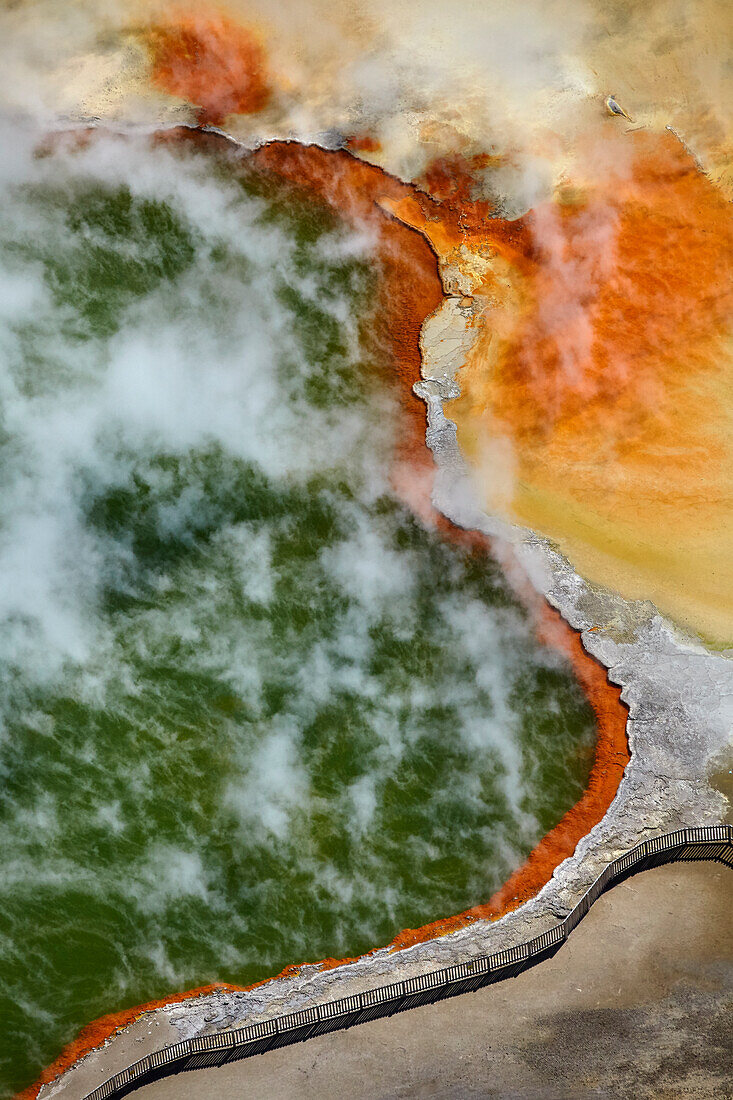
<box><xmin>346</xmin><ymin>134</ymin><xmax>382</xmax><ymax>154</ymax></box>
<box><xmin>391</xmin><ymin>129</ymin><xmax>733</xmax><ymax>645</ymax></box>
<box><xmin>146</xmin><ymin>9</ymin><xmax>271</xmax><ymax>125</ymax></box>
<box><xmin>21</xmin><ymin>134</ymin><xmax>631</xmax><ymax>1099</ymax></box>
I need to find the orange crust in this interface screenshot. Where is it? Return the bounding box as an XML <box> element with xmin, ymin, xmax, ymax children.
<box><xmin>395</xmin><ymin>132</ymin><xmax>733</xmax><ymax>646</ymax></box>
<box><xmin>145</xmin><ymin>9</ymin><xmax>271</xmax><ymax>125</ymax></box>
<box><xmin>19</xmin><ymin>135</ymin><xmax>629</xmax><ymax>1099</ymax></box>
<box><xmin>346</xmin><ymin>134</ymin><xmax>382</xmax><ymax>154</ymax></box>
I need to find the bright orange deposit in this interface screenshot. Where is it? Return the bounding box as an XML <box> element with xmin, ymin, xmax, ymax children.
<box><xmin>147</xmin><ymin>8</ymin><xmax>270</xmax><ymax>124</ymax></box>
<box><xmin>388</xmin><ymin>127</ymin><xmax>733</xmax><ymax>646</ymax></box>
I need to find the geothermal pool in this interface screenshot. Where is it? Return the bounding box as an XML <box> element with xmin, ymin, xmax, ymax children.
<box><xmin>0</xmin><ymin>131</ymin><xmax>597</xmax><ymax>1096</ymax></box>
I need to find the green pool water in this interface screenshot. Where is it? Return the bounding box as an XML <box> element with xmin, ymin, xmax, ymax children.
<box><xmin>0</xmin><ymin>131</ymin><xmax>595</xmax><ymax>1096</ymax></box>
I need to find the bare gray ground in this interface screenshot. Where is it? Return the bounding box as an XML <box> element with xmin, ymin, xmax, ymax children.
<box><xmin>57</xmin><ymin>862</ymin><xmax>732</xmax><ymax>1100</ymax></box>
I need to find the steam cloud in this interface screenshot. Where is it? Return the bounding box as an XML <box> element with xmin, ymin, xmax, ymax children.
<box><xmin>0</xmin><ymin>124</ymin><xmax>597</xmax><ymax>1093</ymax></box>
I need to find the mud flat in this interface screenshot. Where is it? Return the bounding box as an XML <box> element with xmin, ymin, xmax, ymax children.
<box><xmin>31</xmin><ymin>123</ymin><xmax>731</xmax><ymax>1100</ymax></box>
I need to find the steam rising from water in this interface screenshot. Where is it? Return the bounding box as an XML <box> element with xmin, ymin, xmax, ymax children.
<box><xmin>2</xmin><ymin>4</ymin><xmax>731</xmax><ymax>647</ymax></box>
<box><xmin>1</xmin><ymin>0</ymin><xmax>730</xmax><ymax>191</ymax></box>
<box><xmin>0</xmin><ymin>0</ymin><xmax>728</xmax><ymax>1092</ymax></box>
<box><xmin>0</xmin><ymin>127</ymin><xmax>595</xmax><ymax>1095</ymax></box>
<box><xmin>0</xmin><ymin>123</ymin><xmax>374</xmax><ymax>680</ymax></box>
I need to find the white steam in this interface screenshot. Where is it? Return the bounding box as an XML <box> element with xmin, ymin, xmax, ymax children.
<box><xmin>0</xmin><ymin>122</ymin><xmax>597</xmax><ymax>1074</ymax></box>
<box><xmin>0</xmin><ymin>122</ymin><xmax>380</xmax><ymax>683</ymax></box>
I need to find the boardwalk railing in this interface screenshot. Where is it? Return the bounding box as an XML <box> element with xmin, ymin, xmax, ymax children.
<box><xmin>79</xmin><ymin>825</ymin><xmax>732</xmax><ymax>1100</ymax></box>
